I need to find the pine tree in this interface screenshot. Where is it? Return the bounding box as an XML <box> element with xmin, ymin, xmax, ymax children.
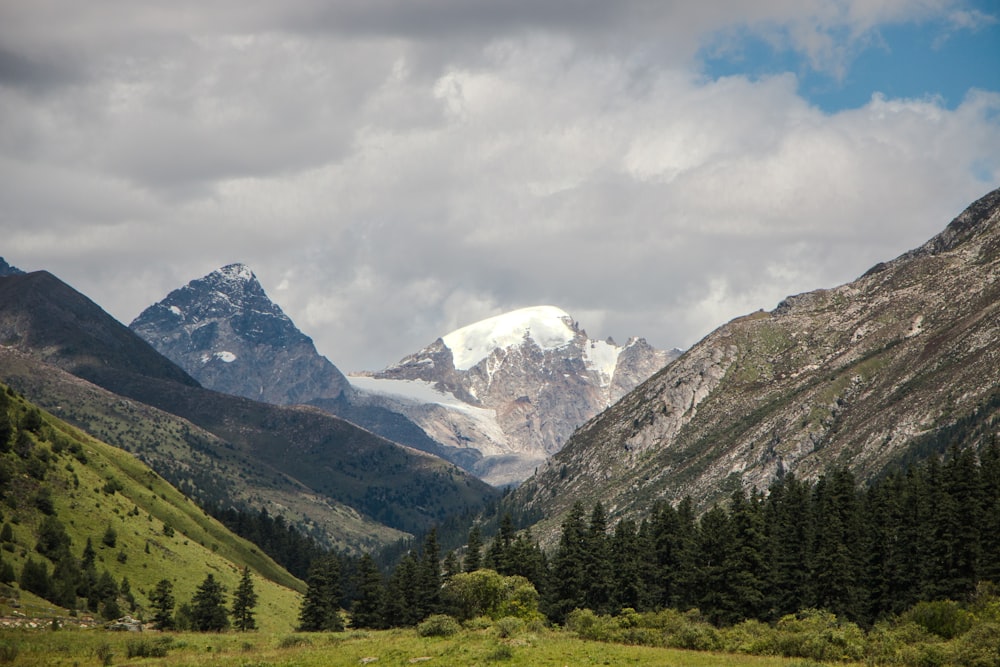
<box><xmin>149</xmin><ymin>579</ymin><xmax>175</xmax><ymax>630</ymax></box>
<box><xmin>417</xmin><ymin>529</ymin><xmax>441</xmax><ymax>618</ymax></box>
<box><xmin>765</xmin><ymin>473</ymin><xmax>814</xmax><ymax>618</ymax></box>
<box><xmin>545</xmin><ymin>501</ymin><xmax>587</xmax><ymax>623</ymax></box>
<box><xmin>695</xmin><ymin>505</ymin><xmax>736</xmax><ymax>625</ymax></box>
<box><xmin>231</xmin><ymin>566</ymin><xmax>258</xmax><ymax>632</ymax></box>
<box><xmin>583</xmin><ymin>503</ymin><xmax>615</xmax><ymax>615</ymax></box>
<box><xmin>190</xmin><ymin>573</ymin><xmax>229</xmax><ymax>632</ymax></box>
<box><xmin>298</xmin><ymin>555</ymin><xmax>344</xmax><ymax>631</ymax></box>
<box><xmin>464</xmin><ymin>526</ymin><xmax>483</xmax><ymax>573</ymax></box>
<box><xmin>350</xmin><ymin>554</ymin><xmax>384</xmax><ymax>629</ymax></box>
<box><xmin>726</xmin><ymin>488</ymin><xmax>767</xmax><ymax>622</ymax></box>
<box><xmin>381</xmin><ymin>552</ymin><xmax>420</xmax><ymax>627</ymax></box>
<box><xmin>442</xmin><ymin>551</ymin><xmax>460</xmax><ymax>580</ymax></box>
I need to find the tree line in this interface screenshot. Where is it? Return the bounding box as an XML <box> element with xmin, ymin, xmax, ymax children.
<box><xmin>299</xmin><ymin>440</ymin><xmax>1000</xmax><ymax>631</ymax></box>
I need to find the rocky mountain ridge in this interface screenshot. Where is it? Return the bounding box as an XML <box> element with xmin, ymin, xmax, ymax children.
<box><xmin>510</xmin><ymin>187</ymin><xmax>1000</xmax><ymax>542</ymax></box>
<box><xmin>131</xmin><ymin>268</ymin><xmax>676</xmax><ymax>486</ymax></box>
<box><xmin>130</xmin><ymin>263</ymin><xmax>352</xmax><ymax>406</ymax></box>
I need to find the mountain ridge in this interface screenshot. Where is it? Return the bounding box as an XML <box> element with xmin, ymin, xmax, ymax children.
<box><xmin>354</xmin><ymin>305</ymin><xmax>677</xmax><ymax>484</ymax></box>
<box><xmin>508</xmin><ymin>186</ymin><xmax>1000</xmax><ymax>543</ymax></box>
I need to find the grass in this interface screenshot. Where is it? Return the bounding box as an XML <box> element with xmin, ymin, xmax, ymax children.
<box><xmin>0</xmin><ymin>625</ymin><xmax>822</xmax><ymax>667</ymax></box>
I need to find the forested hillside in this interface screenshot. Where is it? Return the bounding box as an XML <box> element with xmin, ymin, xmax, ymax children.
<box><xmin>0</xmin><ymin>383</ymin><xmax>304</xmax><ymax>631</ymax></box>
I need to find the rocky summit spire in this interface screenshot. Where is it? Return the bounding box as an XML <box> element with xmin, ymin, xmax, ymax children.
<box><xmin>130</xmin><ymin>264</ymin><xmax>351</xmax><ymax>405</ymax></box>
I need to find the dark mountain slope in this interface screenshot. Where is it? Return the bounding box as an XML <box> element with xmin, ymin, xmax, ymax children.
<box><xmin>511</xmin><ymin>187</ymin><xmax>1000</xmax><ymax>542</ymax></box>
<box><xmin>0</xmin><ymin>271</ymin><xmax>198</xmax><ymax>388</ymax></box>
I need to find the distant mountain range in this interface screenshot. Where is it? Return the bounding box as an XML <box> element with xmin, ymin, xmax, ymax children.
<box><xmin>0</xmin><ymin>270</ymin><xmax>496</xmax><ymax>552</ymax></box>
<box><xmin>508</xmin><ymin>187</ymin><xmax>1000</xmax><ymax>543</ymax></box>
<box><xmin>130</xmin><ymin>267</ymin><xmax>676</xmax><ymax>485</ymax></box>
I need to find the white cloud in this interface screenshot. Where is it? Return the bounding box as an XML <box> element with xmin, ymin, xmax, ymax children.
<box><xmin>0</xmin><ymin>1</ymin><xmax>997</xmax><ymax>371</ymax></box>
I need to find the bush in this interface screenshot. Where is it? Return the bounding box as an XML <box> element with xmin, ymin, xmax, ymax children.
<box><xmin>904</xmin><ymin>600</ymin><xmax>974</xmax><ymax>640</ymax></box>
<box><xmin>486</xmin><ymin>643</ymin><xmax>514</xmax><ymax>661</ymax></box>
<box><xmin>565</xmin><ymin>608</ymin><xmax>618</xmax><ymax>642</ymax></box>
<box><xmin>417</xmin><ymin>614</ymin><xmax>461</xmax><ymax>637</ymax></box>
<box><xmin>277</xmin><ymin>635</ymin><xmax>312</xmax><ymax>649</ymax></box>
<box><xmin>951</xmin><ymin>622</ymin><xmax>1000</xmax><ymax>667</ymax></box>
<box><xmin>494</xmin><ymin>616</ymin><xmax>524</xmax><ymax>639</ymax></box>
<box><xmin>774</xmin><ymin>610</ymin><xmax>865</xmax><ymax>662</ymax></box>
<box><xmin>126</xmin><ymin>637</ymin><xmax>172</xmax><ymax>658</ymax></box>
<box><xmin>723</xmin><ymin>619</ymin><xmax>780</xmax><ymax>655</ymax></box>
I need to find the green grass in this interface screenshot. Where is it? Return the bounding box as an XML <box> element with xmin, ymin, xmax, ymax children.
<box><xmin>0</xmin><ymin>390</ymin><xmax>305</xmax><ymax>632</ymax></box>
<box><xmin>0</xmin><ymin>626</ymin><xmax>821</xmax><ymax>667</ymax></box>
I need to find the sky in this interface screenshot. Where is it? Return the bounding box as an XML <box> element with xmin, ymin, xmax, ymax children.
<box><xmin>1</xmin><ymin>1</ymin><xmax>999</xmax><ymax>372</ymax></box>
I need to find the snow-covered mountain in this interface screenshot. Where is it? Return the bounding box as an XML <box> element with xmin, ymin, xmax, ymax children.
<box><xmin>130</xmin><ymin>263</ymin><xmax>353</xmax><ymax>405</ymax></box>
<box><xmin>131</xmin><ymin>266</ymin><xmax>676</xmax><ymax>486</ymax></box>
<box><xmin>351</xmin><ymin>306</ymin><xmax>678</xmax><ymax>485</ymax></box>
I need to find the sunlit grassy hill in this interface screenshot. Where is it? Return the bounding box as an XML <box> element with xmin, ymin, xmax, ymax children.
<box><xmin>0</xmin><ymin>383</ymin><xmax>304</xmax><ymax>632</ymax></box>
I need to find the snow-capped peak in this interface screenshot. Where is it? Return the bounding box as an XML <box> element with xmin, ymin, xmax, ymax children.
<box><xmin>442</xmin><ymin>305</ymin><xmax>577</xmax><ymax>371</ymax></box>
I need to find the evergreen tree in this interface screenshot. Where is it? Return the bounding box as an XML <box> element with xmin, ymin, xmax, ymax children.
<box><xmin>298</xmin><ymin>555</ymin><xmax>344</xmax><ymax>631</ymax></box>
<box><xmin>810</xmin><ymin>469</ymin><xmax>864</xmax><ymax>621</ymax></box>
<box><xmin>695</xmin><ymin>504</ymin><xmax>736</xmax><ymax>625</ymax></box>
<box><xmin>20</xmin><ymin>556</ymin><xmax>52</xmax><ymax>599</ymax></box>
<box><xmin>765</xmin><ymin>473</ymin><xmax>814</xmax><ymax>618</ymax></box>
<box><xmin>726</xmin><ymin>488</ymin><xmax>767</xmax><ymax>622</ymax></box>
<box><xmin>190</xmin><ymin>574</ymin><xmax>229</xmax><ymax>632</ymax></box>
<box><xmin>149</xmin><ymin>579</ymin><xmax>175</xmax><ymax>630</ymax></box>
<box><xmin>464</xmin><ymin>526</ymin><xmax>483</xmax><ymax>573</ymax></box>
<box><xmin>583</xmin><ymin>503</ymin><xmax>615</xmax><ymax>615</ymax></box>
<box><xmin>610</xmin><ymin>518</ymin><xmax>647</xmax><ymax>612</ymax></box>
<box><xmin>442</xmin><ymin>550</ymin><xmax>460</xmax><ymax>580</ymax></box>
<box><xmin>231</xmin><ymin>566</ymin><xmax>258</xmax><ymax>632</ymax></box>
<box><xmin>350</xmin><ymin>554</ymin><xmax>384</xmax><ymax>629</ymax></box>
<box><xmin>381</xmin><ymin>552</ymin><xmax>420</xmax><ymax>627</ymax></box>
<box><xmin>81</xmin><ymin>537</ymin><xmax>96</xmax><ymax>570</ymax></box>
<box><xmin>417</xmin><ymin>529</ymin><xmax>441</xmax><ymax>618</ymax></box>
<box><xmin>545</xmin><ymin>501</ymin><xmax>587</xmax><ymax>623</ymax></box>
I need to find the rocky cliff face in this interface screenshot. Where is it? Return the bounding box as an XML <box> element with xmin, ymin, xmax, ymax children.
<box><xmin>0</xmin><ymin>258</ymin><xmax>23</xmax><ymax>277</ymax></box>
<box><xmin>130</xmin><ymin>264</ymin><xmax>352</xmax><ymax>406</ymax></box>
<box><xmin>354</xmin><ymin>306</ymin><xmax>677</xmax><ymax>485</ymax></box>
<box><xmin>511</xmin><ymin>188</ymin><xmax>1000</xmax><ymax>542</ymax></box>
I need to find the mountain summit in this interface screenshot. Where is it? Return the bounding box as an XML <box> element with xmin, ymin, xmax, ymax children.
<box><xmin>352</xmin><ymin>305</ymin><xmax>676</xmax><ymax>484</ymax></box>
<box><xmin>130</xmin><ymin>263</ymin><xmax>352</xmax><ymax>405</ymax></box>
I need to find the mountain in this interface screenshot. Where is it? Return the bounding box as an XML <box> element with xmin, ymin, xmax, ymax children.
<box><xmin>510</xmin><ymin>187</ymin><xmax>1000</xmax><ymax>541</ymax></box>
<box><xmin>0</xmin><ymin>382</ymin><xmax>304</xmax><ymax>631</ymax></box>
<box><xmin>130</xmin><ymin>266</ymin><xmax>675</xmax><ymax>486</ymax></box>
<box><xmin>0</xmin><ymin>270</ymin><xmax>498</xmax><ymax>551</ymax></box>
<box><xmin>352</xmin><ymin>306</ymin><xmax>677</xmax><ymax>485</ymax></box>
<box><xmin>0</xmin><ymin>257</ymin><xmax>23</xmax><ymax>276</ymax></box>
<box><xmin>130</xmin><ymin>263</ymin><xmax>352</xmax><ymax>405</ymax></box>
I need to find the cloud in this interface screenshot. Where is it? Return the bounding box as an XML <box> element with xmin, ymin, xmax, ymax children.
<box><xmin>0</xmin><ymin>1</ymin><xmax>997</xmax><ymax>371</ymax></box>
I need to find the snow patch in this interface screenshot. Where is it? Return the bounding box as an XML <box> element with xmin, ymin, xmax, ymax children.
<box><xmin>168</xmin><ymin>305</ymin><xmax>183</xmax><ymax>317</ymax></box>
<box><xmin>214</xmin><ymin>351</ymin><xmax>237</xmax><ymax>363</ymax></box>
<box><xmin>584</xmin><ymin>339</ymin><xmax>621</xmax><ymax>385</ymax></box>
<box><xmin>442</xmin><ymin>305</ymin><xmax>576</xmax><ymax>370</ymax></box>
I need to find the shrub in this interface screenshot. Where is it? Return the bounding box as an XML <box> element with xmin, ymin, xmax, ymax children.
<box><xmin>278</xmin><ymin>635</ymin><xmax>312</xmax><ymax>649</ymax></box>
<box><xmin>94</xmin><ymin>642</ymin><xmax>114</xmax><ymax>666</ymax></box>
<box><xmin>126</xmin><ymin>637</ymin><xmax>172</xmax><ymax>658</ymax></box>
<box><xmin>774</xmin><ymin>610</ymin><xmax>865</xmax><ymax>662</ymax></box>
<box><xmin>904</xmin><ymin>600</ymin><xmax>974</xmax><ymax>640</ymax></box>
<box><xmin>417</xmin><ymin>614</ymin><xmax>461</xmax><ymax>637</ymax></box>
<box><xmin>494</xmin><ymin>616</ymin><xmax>524</xmax><ymax>639</ymax></box>
<box><xmin>486</xmin><ymin>643</ymin><xmax>514</xmax><ymax>661</ymax></box>
<box><xmin>951</xmin><ymin>622</ymin><xmax>1000</xmax><ymax>667</ymax></box>
<box><xmin>566</xmin><ymin>608</ymin><xmax>617</xmax><ymax>642</ymax></box>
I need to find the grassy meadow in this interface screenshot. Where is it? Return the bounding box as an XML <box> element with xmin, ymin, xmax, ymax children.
<box><xmin>0</xmin><ymin>625</ymin><xmax>820</xmax><ymax>667</ymax></box>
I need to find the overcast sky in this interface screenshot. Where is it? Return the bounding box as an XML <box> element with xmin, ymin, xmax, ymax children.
<box><xmin>2</xmin><ymin>1</ymin><xmax>999</xmax><ymax>371</ymax></box>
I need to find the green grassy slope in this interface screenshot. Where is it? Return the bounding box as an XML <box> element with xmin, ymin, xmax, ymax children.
<box><xmin>0</xmin><ymin>383</ymin><xmax>304</xmax><ymax>632</ymax></box>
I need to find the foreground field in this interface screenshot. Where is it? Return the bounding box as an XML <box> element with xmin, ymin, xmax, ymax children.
<box><xmin>0</xmin><ymin>626</ymin><xmax>816</xmax><ymax>667</ymax></box>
